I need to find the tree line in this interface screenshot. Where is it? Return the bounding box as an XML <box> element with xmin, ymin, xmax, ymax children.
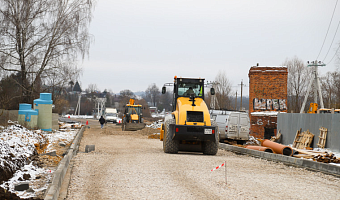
<box><xmin>1</xmin><ymin>1</ymin><xmax>340</xmax><ymax>114</ymax></box>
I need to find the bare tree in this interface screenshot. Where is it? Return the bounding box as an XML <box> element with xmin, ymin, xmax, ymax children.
<box><xmin>86</xmin><ymin>83</ymin><xmax>98</xmax><ymax>93</ymax></box>
<box><xmin>120</xmin><ymin>89</ymin><xmax>135</xmax><ymax>99</ymax></box>
<box><xmin>44</xmin><ymin>62</ymin><xmax>82</xmax><ymax>100</ymax></box>
<box><xmin>328</xmin><ymin>70</ymin><xmax>340</xmax><ymax>108</ymax></box>
<box><xmin>214</xmin><ymin>70</ymin><xmax>232</xmax><ymax>110</ymax></box>
<box><xmin>0</xmin><ymin>0</ymin><xmax>94</xmax><ymax>103</ymax></box>
<box><xmin>159</xmin><ymin>90</ymin><xmax>172</xmax><ymax>111</ymax></box>
<box><xmin>283</xmin><ymin>56</ymin><xmax>312</xmax><ymax>112</ymax></box>
<box><xmin>320</xmin><ymin>72</ymin><xmax>335</xmax><ymax>108</ymax></box>
<box><xmin>145</xmin><ymin>83</ymin><xmax>160</xmax><ymax>107</ymax></box>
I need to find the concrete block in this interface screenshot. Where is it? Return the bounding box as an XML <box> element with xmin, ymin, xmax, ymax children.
<box><xmin>44</xmin><ymin>151</ymin><xmax>57</xmax><ymax>156</ymax></box>
<box><xmin>59</xmin><ymin>142</ymin><xmax>66</xmax><ymax>147</ymax></box>
<box><xmin>85</xmin><ymin>145</ymin><xmax>95</xmax><ymax>153</ymax></box>
<box><xmin>14</xmin><ymin>182</ymin><xmax>29</xmax><ymax>191</ymax></box>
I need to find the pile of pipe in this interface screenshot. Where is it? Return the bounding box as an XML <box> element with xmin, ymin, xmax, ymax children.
<box><xmin>245</xmin><ymin>139</ymin><xmax>293</xmax><ymax>156</ymax></box>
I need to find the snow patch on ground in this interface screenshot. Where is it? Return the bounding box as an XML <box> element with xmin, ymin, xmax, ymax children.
<box><xmin>63</xmin><ymin>114</ymin><xmax>94</xmax><ymax>119</ymax></box>
<box><xmin>1</xmin><ymin>162</ymin><xmax>51</xmax><ymax>199</ymax></box>
<box><xmin>0</xmin><ymin>122</ymin><xmax>78</xmax><ymax>199</ymax></box>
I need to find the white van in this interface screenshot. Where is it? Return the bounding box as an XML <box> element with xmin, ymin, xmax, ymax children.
<box><xmin>105</xmin><ymin>108</ymin><xmax>118</xmax><ymax>123</ymax></box>
<box><xmin>210</xmin><ymin>110</ymin><xmax>250</xmax><ymax>142</ymax></box>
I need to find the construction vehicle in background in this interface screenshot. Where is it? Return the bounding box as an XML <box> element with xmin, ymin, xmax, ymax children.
<box><xmin>160</xmin><ymin>76</ymin><xmax>219</xmax><ymax>155</ymax></box>
<box><xmin>105</xmin><ymin>108</ymin><xmax>118</xmax><ymax>123</ymax></box>
<box><xmin>307</xmin><ymin>103</ymin><xmax>318</xmax><ymax>114</ymax></box>
<box><xmin>307</xmin><ymin>103</ymin><xmax>335</xmax><ymax>114</ymax></box>
<box><xmin>122</xmin><ymin>99</ymin><xmax>145</xmax><ymax>131</ymax></box>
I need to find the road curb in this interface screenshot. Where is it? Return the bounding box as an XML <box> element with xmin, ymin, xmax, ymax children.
<box><xmin>44</xmin><ymin>126</ymin><xmax>85</xmax><ymax>200</ymax></box>
<box><xmin>219</xmin><ymin>143</ymin><xmax>340</xmax><ymax>177</ymax></box>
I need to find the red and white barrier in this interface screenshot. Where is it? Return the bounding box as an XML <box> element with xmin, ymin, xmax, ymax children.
<box><xmin>211</xmin><ymin>162</ymin><xmax>225</xmax><ymax>172</ymax></box>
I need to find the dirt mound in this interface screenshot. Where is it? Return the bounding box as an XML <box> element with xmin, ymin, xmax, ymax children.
<box><xmin>136</xmin><ymin>127</ymin><xmax>159</xmax><ymax>136</ymax></box>
<box><xmin>0</xmin><ymin>186</ymin><xmax>43</xmax><ymax>200</ymax></box>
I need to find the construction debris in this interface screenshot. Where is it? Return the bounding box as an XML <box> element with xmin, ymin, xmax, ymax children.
<box><xmin>58</xmin><ymin>121</ymin><xmax>82</xmax><ymax>129</ymax></box>
<box><xmin>317</xmin><ymin>127</ymin><xmax>327</xmax><ymax>149</ymax></box>
<box><xmin>245</xmin><ymin>136</ymin><xmax>261</xmax><ymax>146</ymax></box>
<box><xmin>292</xmin><ymin>147</ymin><xmax>340</xmax><ymax>163</ymax></box>
<box><xmin>292</xmin><ymin>129</ymin><xmax>314</xmax><ymax>149</ymax></box>
<box><xmin>148</xmin><ymin>133</ymin><xmax>160</xmax><ymax>139</ymax></box>
<box><xmin>313</xmin><ymin>152</ymin><xmax>340</xmax><ymax>164</ymax></box>
<box><xmin>270</xmin><ymin>130</ymin><xmax>281</xmax><ymax>142</ymax></box>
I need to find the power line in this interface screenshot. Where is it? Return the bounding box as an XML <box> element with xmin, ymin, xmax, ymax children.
<box><xmin>326</xmin><ymin>42</ymin><xmax>340</xmax><ymax>64</ymax></box>
<box><xmin>323</xmin><ymin>20</ymin><xmax>340</xmax><ymax>61</ymax></box>
<box><xmin>316</xmin><ymin>0</ymin><xmax>338</xmax><ymax>60</ymax></box>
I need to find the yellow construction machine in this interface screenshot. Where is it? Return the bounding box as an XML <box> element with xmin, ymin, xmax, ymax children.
<box><xmin>307</xmin><ymin>103</ymin><xmax>318</xmax><ymax>113</ymax></box>
<box><xmin>160</xmin><ymin>76</ymin><xmax>218</xmax><ymax>155</ymax></box>
<box><xmin>307</xmin><ymin>103</ymin><xmax>333</xmax><ymax>114</ymax></box>
<box><xmin>122</xmin><ymin>99</ymin><xmax>145</xmax><ymax>131</ymax></box>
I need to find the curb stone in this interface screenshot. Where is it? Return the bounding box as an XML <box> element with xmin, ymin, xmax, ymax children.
<box><xmin>44</xmin><ymin>126</ymin><xmax>85</xmax><ymax>200</ymax></box>
<box><xmin>219</xmin><ymin>143</ymin><xmax>340</xmax><ymax>177</ymax></box>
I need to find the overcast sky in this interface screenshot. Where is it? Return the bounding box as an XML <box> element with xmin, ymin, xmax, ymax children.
<box><xmin>79</xmin><ymin>0</ymin><xmax>340</xmax><ymax>96</ymax></box>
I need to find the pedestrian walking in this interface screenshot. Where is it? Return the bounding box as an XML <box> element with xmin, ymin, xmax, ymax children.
<box><xmin>99</xmin><ymin>116</ymin><xmax>106</xmax><ymax>129</ymax></box>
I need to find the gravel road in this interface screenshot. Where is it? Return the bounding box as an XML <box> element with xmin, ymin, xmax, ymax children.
<box><xmin>65</xmin><ymin>123</ymin><xmax>340</xmax><ymax>199</ymax></box>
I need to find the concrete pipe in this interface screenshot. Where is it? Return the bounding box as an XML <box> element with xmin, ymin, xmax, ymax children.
<box><xmin>245</xmin><ymin>145</ymin><xmax>274</xmax><ymax>153</ymax></box>
<box><xmin>261</xmin><ymin>139</ymin><xmax>293</xmax><ymax>156</ymax></box>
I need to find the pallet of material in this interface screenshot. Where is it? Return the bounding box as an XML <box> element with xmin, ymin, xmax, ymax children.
<box><xmin>317</xmin><ymin>127</ymin><xmax>327</xmax><ymax>149</ymax></box>
<box><xmin>292</xmin><ymin>129</ymin><xmax>314</xmax><ymax>149</ymax></box>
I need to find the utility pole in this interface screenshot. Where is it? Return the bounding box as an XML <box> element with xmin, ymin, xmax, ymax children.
<box><xmin>300</xmin><ymin>60</ymin><xmax>325</xmax><ymax>113</ymax></box>
<box><xmin>209</xmin><ymin>81</ymin><xmax>220</xmax><ymax>110</ymax></box>
<box><xmin>235</xmin><ymin>91</ymin><xmax>237</xmax><ymax>110</ymax></box>
<box><xmin>240</xmin><ymin>80</ymin><xmax>243</xmax><ymax>110</ymax></box>
<box><xmin>238</xmin><ymin>80</ymin><xmax>246</xmax><ymax>111</ymax></box>
<box><xmin>74</xmin><ymin>94</ymin><xmax>81</xmax><ymax>116</ymax></box>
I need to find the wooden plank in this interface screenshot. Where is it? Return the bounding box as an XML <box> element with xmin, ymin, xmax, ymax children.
<box><xmin>317</xmin><ymin>127</ymin><xmax>327</xmax><ymax>149</ymax></box>
<box><xmin>293</xmin><ymin>154</ymin><xmax>314</xmax><ymax>159</ymax></box>
<box><xmin>292</xmin><ymin>128</ymin><xmax>302</xmax><ymax>148</ymax></box>
<box><xmin>270</xmin><ymin>130</ymin><xmax>282</xmax><ymax>142</ymax></box>
<box><xmin>292</xmin><ymin>147</ymin><xmax>327</xmax><ymax>156</ymax></box>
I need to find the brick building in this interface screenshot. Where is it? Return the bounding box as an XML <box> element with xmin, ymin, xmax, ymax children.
<box><xmin>248</xmin><ymin>66</ymin><xmax>288</xmax><ymax>139</ymax></box>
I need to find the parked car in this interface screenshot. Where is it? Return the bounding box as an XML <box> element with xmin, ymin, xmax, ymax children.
<box><xmin>210</xmin><ymin>110</ymin><xmax>250</xmax><ymax>143</ymax></box>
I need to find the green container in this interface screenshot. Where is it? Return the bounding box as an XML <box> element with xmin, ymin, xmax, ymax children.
<box><xmin>34</xmin><ymin>93</ymin><xmax>53</xmax><ymax>131</ymax></box>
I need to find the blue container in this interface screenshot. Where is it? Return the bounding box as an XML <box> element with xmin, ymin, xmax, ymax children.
<box><xmin>18</xmin><ymin>103</ymin><xmax>38</xmax><ymax>129</ymax></box>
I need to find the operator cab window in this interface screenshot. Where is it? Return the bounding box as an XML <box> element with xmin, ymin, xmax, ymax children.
<box><xmin>177</xmin><ymin>83</ymin><xmax>203</xmax><ymax>97</ymax></box>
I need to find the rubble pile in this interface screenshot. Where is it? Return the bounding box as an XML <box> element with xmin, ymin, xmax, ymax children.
<box><xmin>245</xmin><ymin>136</ymin><xmax>261</xmax><ymax>146</ymax></box>
<box><xmin>59</xmin><ymin>121</ymin><xmax>82</xmax><ymax>129</ymax></box>
<box><xmin>313</xmin><ymin>153</ymin><xmax>340</xmax><ymax>164</ymax></box>
<box><xmin>145</xmin><ymin>120</ymin><xmax>162</xmax><ymax>129</ymax></box>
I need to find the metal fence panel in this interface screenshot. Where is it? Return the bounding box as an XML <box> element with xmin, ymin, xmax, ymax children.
<box><xmin>277</xmin><ymin>113</ymin><xmax>340</xmax><ymax>152</ymax></box>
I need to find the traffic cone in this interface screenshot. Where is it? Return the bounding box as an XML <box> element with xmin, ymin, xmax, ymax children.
<box><xmin>86</xmin><ymin>121</ymin><xmax>88</xmax><ymax>125</ymax></box>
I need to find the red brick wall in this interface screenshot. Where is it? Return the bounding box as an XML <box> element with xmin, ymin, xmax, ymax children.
<box><xmin>248</xmin><ymin>67</ymin><xmax>288</xmax><ymax>113</ymax></box>
<box><xmin>250</xmin><ymin>115</ymin><xmax>277</xmax><ymax>139</ymax></box>
<box><xmin>248</xmin><ymin>66</ymin><xmax>287</xmax><ymax>138</ymax></box>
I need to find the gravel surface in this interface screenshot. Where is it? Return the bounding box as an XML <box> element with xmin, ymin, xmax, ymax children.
<box><xmin>66</xmin><ymin>123</ymin><xmax>340</xmax><ymax>200</ymax></box>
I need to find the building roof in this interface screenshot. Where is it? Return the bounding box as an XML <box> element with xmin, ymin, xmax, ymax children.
<box><xmin>73</xmin><ymin>81</ymin><xmax>82</xmax><ymax>92</ymax></box>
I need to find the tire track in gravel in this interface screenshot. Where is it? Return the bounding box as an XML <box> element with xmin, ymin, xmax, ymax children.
<box><xmin>66</xmin><ymin>125</ymin><xmax>340</xmax><ymax>200</ymax></box>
